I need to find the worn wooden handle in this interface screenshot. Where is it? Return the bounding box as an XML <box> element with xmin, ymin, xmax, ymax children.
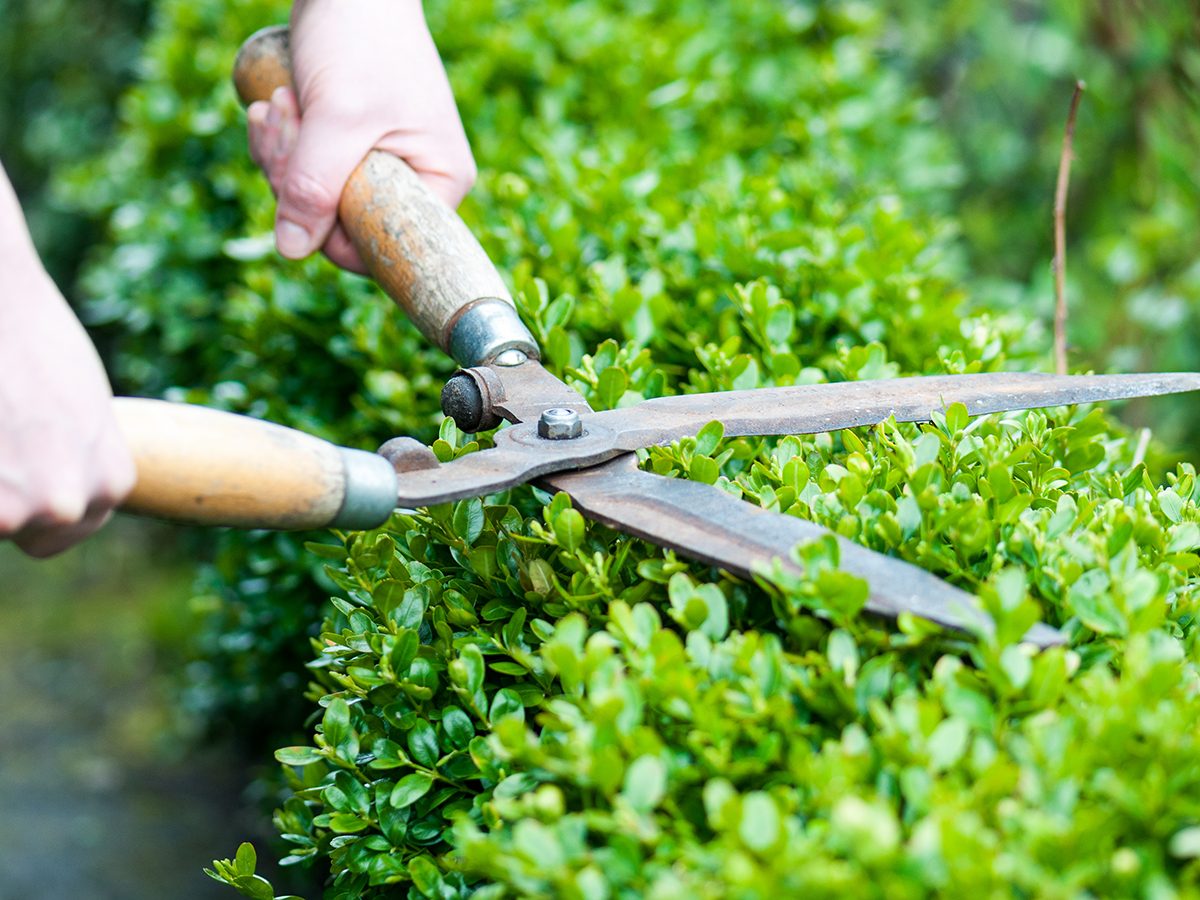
<box><xmin>114</xmin><ymin>398</ymin><xmax>397</xmax><ymax>530</ymax></box>
<box><xmin>232</xmin><ymin>25</ymin><xmax>537</xmax><ymax>366</ymax></box>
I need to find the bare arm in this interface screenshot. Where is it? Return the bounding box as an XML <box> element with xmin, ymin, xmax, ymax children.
<box><xmin>0</xmin><ymin>162</ymin><xmax>134</xmax><ymax>556</ymax></box>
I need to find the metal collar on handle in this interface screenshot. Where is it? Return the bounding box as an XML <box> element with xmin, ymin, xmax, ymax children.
<box><xmin>447</xmin><ymin>298</ymin><xmax>539</xmax><ymax>367</ymax></box>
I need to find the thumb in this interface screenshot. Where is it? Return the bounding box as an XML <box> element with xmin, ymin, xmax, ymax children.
<box><xmin>274</xmin><ymin>98</ymin><xmax>374</xmax><ymax>260</ymax></box>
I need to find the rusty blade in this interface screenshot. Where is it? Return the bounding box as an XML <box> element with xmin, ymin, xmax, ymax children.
<box><xmin>544</xmin><ymin>456</ymin><xmax>1065</xmax><ymax>648</ymax></box>
<box><xmin>398</xmin><ymin>370</ymin><xmax>1200</xmax><ymax>506</ymax></box>
<box><xmin>394</xmin><ymin>437</ymin><xmax>623</xmax><ymax>507</ymax></box>
<box><xmin>590</xmin><ymin>371</ymin><xmax>1200</xmax><ymax>450</ymax></box>
<box><xmin>478</xmin><ymin>359</ymin><xmax>594</xmax><ymax>425</ymax></box>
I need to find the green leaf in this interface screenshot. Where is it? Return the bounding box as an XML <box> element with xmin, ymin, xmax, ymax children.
<box><xmin>689</xmin><ymin>455</ymin><xmax>720</xmax><ymax>484</ymax></box>
<box><xmin>489</xmin><ymin>688</ymin><xmax>525</xmax><ymax>724</ymax></box>
<box><xmin>453</xmin><ymin>498</ymin><xmax>486</xmax><ymax>545</ymax></box>
<box><xmin>389</xmin><ymin>629</ymin><xmax>420</xmax><ymax>676</ymax></box>
<box><xmin>234</xmin><ymin>842</ymin><xmax>256</xmax><ymax>877</ymax></box>
<box><xmin>390</xmin><ymin>586</ymin><xmax>429</xmax><ymax>631</ymax></box>
<box><xmin>407</xmin><ymin>720</ymin><xmax>440</xmax><ymax>767</ymax></box>
<box><xmin>441</xmin><ymin>706</ymin><xmax>475</xmax><ymax>748</ymax></box>
<box><xmin>327</xmin><ymin>813</ymin><xmax>369</xmax><ymax>834</ymax></box>
<box><xmin>945</xmin><ymin>401</ymin><xmax>969</xmax><ymax>433</ymax></box>
<box><xmin>323</xmin><ymin>698</ymin><xmax>351</xmax><ymax>749</ymax></box>
<box><xmin>694</xmin><ymin>420</ymin><xmax>725</xmax><ymax>456</ymax></box>
<box><xmin>304</xmin><ymin>541</ymin><xmax>347</xmax><ymax>560</ymax></box>
<box><xmin>927</xmin><ymin>718</ymin><xmax>970</xmax><ymax>771</ymax></box>
<box><xmin>378</xmin><ymin>801</ymin><xmax>410</xmax><ymax>845</ymax></box>
<box><xmin>370</xmin><ymin>738</ymin><xmax>410</xmax><ymax>769</ymax></box>
<box><xmin>597</xmin><ymin>366</ymin><xmax>629</xmax><ymax>409</ymax></box>
<box><xmin>390</xmin><ymin>772</ymin><xmax>434</xmax><ymax>809</ymax></box>
<box><xmin>408</xmin><ymin>856</ymin><xmax>445</xmax><ymax>898</ymax></box>
<box><xmin>739</xmin><ymin>792</ymin><xmax>780</xmax><ymax>853</ymax></box>
<box><xmin>1070</xmin><ymin>580</ymin><xmax>1126</xmax><ymax>636</ymax></box>
<box><xmin>622</xmin><ymin>755</ymin><xmax>666</xmax><ymax>812</ymax></box>
<box><xmin>456</xmin><ymin>643</ymin><xmax>486</xmax><ymax>694</ymax></box>
<box><xmin>1159</xmin><ymin>489</ymin><xmax>1185</xmax><ymax>524</ymax></box>
<box><xmin>1170</xmin><ymin>827</ymin><xmax>1200</xmax><ymax>858</ymax></box>
<box><xmin>275</xmin><ymin>746</ymin><xmax>323</xmax><ymax>767</ymax></box>
<box><xmin>553</xmin><ymin>508</ymin><xmax>586</xmax><ymax>553</ymax></box>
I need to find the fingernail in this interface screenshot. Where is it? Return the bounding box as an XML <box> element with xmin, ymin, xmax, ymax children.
<box><xmin>266</xmin><ymin>102</ymin><xmax>281</xmax><ymax>128</ymax></box>
<box><xmin>276</xmin><ymin>219</ymin><xmax>311</xmax><ymax>258</ymax></box>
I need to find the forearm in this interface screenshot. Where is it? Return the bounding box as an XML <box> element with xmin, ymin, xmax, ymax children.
<box><xmin>0</xmin><ymin>162</ymin><xmax>46</xmax><ymax>283</ymax></box>
<box><xmin>0</xmin><ymin>158</ymin><xmax>135</xmax><ymax>556</ymax></box>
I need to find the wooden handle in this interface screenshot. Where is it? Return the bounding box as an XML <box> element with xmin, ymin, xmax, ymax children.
<box><xmin>232</xmin><ymin>25</ymin><xmax>537</xmax><ymax>366</ymax></box>
<box><xmin>114</xmin><ymin>398</ymin><xmax>398</xmax><ymax>530</ymax></box>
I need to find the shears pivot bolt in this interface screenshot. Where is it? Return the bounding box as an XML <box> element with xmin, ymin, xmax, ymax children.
<box><xmin>538</xmin><ymin>408</ymin><xmax>583</xmax><ymax>440</ymax></box>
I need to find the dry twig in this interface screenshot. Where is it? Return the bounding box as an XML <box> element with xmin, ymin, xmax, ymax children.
<box><xmin>1131</xmin><ymin>427</ymin><xmax>1152</xmax><ymax>468</ymax></box>
<box><xmin>1053</xmin><ymin>80</ymin><xmax>1086</xmax><ymax>375</ymax></box>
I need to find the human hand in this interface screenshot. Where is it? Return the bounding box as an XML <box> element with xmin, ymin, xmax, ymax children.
<box><xmin>0</xmin><ymin>262</ymin><xmax>135</xmax><ymax>557</ymax></box>
<box><xmin>246</xmin><ymin>0</ymin><xmax>477</xmax><ymax>273</ymax></box>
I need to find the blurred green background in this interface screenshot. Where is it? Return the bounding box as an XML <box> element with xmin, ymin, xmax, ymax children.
<box><xmin>0</xmin><ymin>525</ymin><xmax>253</xmax><ymax>898</ymax></box>
<box><xmin>0</xmin><ymin>0</ymin><xmax>1195</xmax><ymax>894</ymax></box>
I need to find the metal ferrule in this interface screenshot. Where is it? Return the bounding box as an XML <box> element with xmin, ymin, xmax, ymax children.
<box><xmin>332</xmin><ymin>448</ymin><xmax>399</xmax><ymax>530</ymax></box>
<box><xmin>447</xmin><ymin>298</ymin><xmax>539</xmax><ymax>367</ymax></box>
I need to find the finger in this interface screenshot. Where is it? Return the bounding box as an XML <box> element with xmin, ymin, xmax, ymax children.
<box><xmin>322</xmin><ymin>224</ymin><xmax>367</xmax><ymax>274</ymax></box>
<box><xmin>249</xmin><ymin>92</ymin><xmax>302</xmax><ymax>200</ymax></box>
<box><xmin>274</xmin><ymin>91</ymin><xmax>375</xmax><ymax>260</ymax></box>
<box><xmin>246</xmin><ymin>101</ymin><xmax>271</xmax><ymax>169</ymax></box>
<box><xmin>270</xmin><ymin>87</ymin><xmax>300</xmax><ymax>167</ymax></box>
<box><xmin>375</xmin><ymin>131</ymin><xmax>477</xmax><ymax>210</ymax></box>
<box><xmin>14</xmin><ymin>505</ymin><xmax>113</xmax><ymax>559</ymax></box>
<box><xmin>94</xmin><ymin>423</ymin><xmax>137</xmax><ymax>507</ymax></box>
<box><xmin>417</xmin><ymin>170</ymin><xmax>475</xmax><ymax>210</ymax></box>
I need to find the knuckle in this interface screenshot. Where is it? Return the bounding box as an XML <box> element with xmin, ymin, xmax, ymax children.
<box><xmin>33</xmin><ymin>485</ymin><xmax>89</xmax><ymax>527</ymax></box>
<box><xmin>456</xmin><ymin>155</ymin><xmax>478</xmax><ymax>193</ymax></box>
<box><xmin>303</xmin><ymin>87</ymin><xmax>373</xmax><ymax>126</ymax></box>
<box><xmin>18</xmin><ymin>535</ymin><xmax>66</xmax><ymax>559</ymax></box>
<box><xmin>282</xmin><ymin>171</ymin><xmax>338</xmax><ymax>218</ymax></box>
<box><xmin>442</xmin><ymin>151</ymin><xmax>477</xmax><ymax>206</ymax></box>
<box><xmin>99</xmin><ymin>459</ymin><xmax>137</xmax><ymax>506</ymax></box>
<box><xmin>0</xmin><ymin>502</ymin><xmax>24</xmax><ymax>535</ymax></box>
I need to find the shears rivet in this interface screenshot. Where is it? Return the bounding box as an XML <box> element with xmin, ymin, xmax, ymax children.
<box><xmin>538</xmin><ymin>408</ymin><xmax>583</xmax><ymax>440</ymax></box>
<box><xmin>493</xmin><ymin>348</ymin><xmax>528</xmax><ymax>367</ymax></box>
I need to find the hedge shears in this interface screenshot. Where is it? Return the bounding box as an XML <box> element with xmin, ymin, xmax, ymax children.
<box><xmin>114</xmin><ymin>27</ymin><xmax>1200</xmax><ymax>648</ymax></box>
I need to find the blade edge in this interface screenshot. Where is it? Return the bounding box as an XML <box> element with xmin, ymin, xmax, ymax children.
<box><xmin>544</xmin><ymin>457</ymin><xmax>1064</xmax><ymax>648</ymax></box>
<box><xmin>590</xmin><ymin>371</ymin><xmax>1200</xmax><ymax>450</ymax></box>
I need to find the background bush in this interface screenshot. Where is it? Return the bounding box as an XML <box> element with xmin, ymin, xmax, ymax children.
<box><xmin>0</xmin><ymin>0</ymin><xmax>148</xmax><ymax>290</ymax></box>
<box><xmin>39</xmin><ymin>0</ymin><xmax>1200</xmax><ymax>895</ymax></box>
<box><xmin>887</xmin><ymin>0</ymin><xmax>1200</xmax><ymax>451</ymax></box>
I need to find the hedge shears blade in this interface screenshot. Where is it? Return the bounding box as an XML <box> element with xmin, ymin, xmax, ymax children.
<box><xmin>544</xmin><ymin>456</ymin><xmax>1060</xmax><ymax>646</ymax></box>
<box><xmin>106</xmin><ymin>27</ymin><xmax>1200</xmax><ymax>651</ymax></box>
<box><xmin>381</xmin><ymin>362</ymin><xmax>1200</xmax><ymax>649</ymax></box>
<box><xmin>389</xmin><ymin>368</ymin><xmax>1200</xmax><ymax>507</ymax></box>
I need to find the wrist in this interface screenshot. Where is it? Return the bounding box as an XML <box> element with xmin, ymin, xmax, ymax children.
<box><xmin>0</xmin><ymin>162</ymin><xmax>47</xmax><ymax>287</ymax></box>
<box><xmin>0</xmin><ymin>238</ymin><xmax>47</xmax><ymax>284</ymax></box>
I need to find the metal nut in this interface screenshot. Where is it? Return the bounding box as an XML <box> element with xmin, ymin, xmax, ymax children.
<box><xmin>537</xmin><ymin>408</ymin><xmax>583</xmax><ymax>440</ymax></box>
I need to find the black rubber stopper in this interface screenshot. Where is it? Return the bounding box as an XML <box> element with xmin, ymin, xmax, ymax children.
<box><xmin>440</xmin><ymin>373</ymin><xmax>499</xmax><ymax>432</ymax></box>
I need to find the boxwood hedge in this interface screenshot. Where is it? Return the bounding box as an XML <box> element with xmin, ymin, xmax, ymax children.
<box><xmin>65</xmin><ymin>0</ymin><xmax>1200</xmax><ymax>896</ymax></box>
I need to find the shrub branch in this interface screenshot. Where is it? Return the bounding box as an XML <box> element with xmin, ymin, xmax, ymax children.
<box><xmin>1053</xmin><ymin>80</ymin><xmax>1086</xmax><ymax>375</ymax></box>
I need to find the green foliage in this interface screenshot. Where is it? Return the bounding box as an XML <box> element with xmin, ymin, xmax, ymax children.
<box><xmin>214</xmin><ymin>409</ymin><xmax>1200</xmax><ymax>898</ymax></box>
<box><xmin>0</xmin><ymin>0</ymin><xmax>148</xmax><ymax>286</ymax></box>
<box><xmin>62</xmin><ymin>0</ymin><xmax>1200</xmax><ymax>896</ymax></box>
<box><xmin>887</xmin><ymin>0</ymin><xmax>1200</xmax><ymax>449</ymax></box>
